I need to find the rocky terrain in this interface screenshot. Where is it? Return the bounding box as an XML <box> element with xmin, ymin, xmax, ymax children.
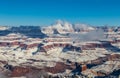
<box><xmin>0</xmin><ymin>21</ymin><xmax>120</xmax><ymax>78</ymax></box>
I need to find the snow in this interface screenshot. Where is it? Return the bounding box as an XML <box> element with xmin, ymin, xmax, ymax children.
<box><xmin>0</xmin><ymin>25</ymin><xmax>120</xmax><ymax>77</ymax></box>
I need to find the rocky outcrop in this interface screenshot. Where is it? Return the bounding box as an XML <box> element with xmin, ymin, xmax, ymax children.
<box><xmin>44</xmin><ymin>62</ymin><xmax>75</xmax><ymax>74</ymax></box>
<box><xmin>41</xmin><ymin>21</ymin><xmax>74</xmax><ymax>34</ymax></box>
<box><xmin>1</xmin><ymin>54</ymin><xmax>120</xmax><ymax>77</ymax></box>
<box><xmin>81</xmin><ymin>54</ymin><xmax>120</xmax><ymax>76</ymax></box>
<box><xmin>40</xmin><ymin>43</ymin><xmax>82</xmax><ymax>52</ymax></box>
<box><xmin>10</xmin><ymin>66</ymin><xmax>44</xmax><ymax>77</ymax></box>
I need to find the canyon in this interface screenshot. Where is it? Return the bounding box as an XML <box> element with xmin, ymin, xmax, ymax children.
<box><xmin>0</xmin><ymin>22</ymin><xmax>120</xmax><ymax>78</ymax></box>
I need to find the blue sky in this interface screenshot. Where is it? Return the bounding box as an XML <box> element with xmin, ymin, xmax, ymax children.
<box><xmin>0</xmin><ymin>0</ymin><xmax>120</xmax><ymax>26</ymax></box>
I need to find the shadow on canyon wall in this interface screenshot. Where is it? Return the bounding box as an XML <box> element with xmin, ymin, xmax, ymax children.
<box><xmin>0</xmin><ymin>26</ymin><xmax>47</xmax><ymax>38</ymax></box>
<box><xmin>100</xmin><ymin>41</ymin><xmax>120</xmax><ymax>52</ymax></box>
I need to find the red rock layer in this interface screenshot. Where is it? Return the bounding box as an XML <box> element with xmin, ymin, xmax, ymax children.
<box><xmin>10</xmin><ymin>66</ymin><xmax>42</xmax><ymax>77</ymax></box>
<box><xmin>44</xmin><ymin>62</ymin><xmax>75</xmax><ymax>74</ymax></box>
<box><xmin>81</xmin><ymin>65</ymin><xmax>87</xmax><ymax>71</ymax></box>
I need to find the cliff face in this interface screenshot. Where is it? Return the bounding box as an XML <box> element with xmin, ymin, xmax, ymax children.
<box><xmin>1</xmin><ymin>54</ymin><xmax>119</xmax><ymax>77</ymax></box>
<box><xmin>44</xmin><ymin>62</ymin><xmax>75</xmax><ymax>74</ymax></box>
<box><xmin>0</xmin><ymin>40</ymin><xmax>118</xmax><ymax>54</ymax></box>
<box><xmin>81</xmin><ymin>54</ymin><xmax>120</xmax><ymax>77</ymax></box>
<box><xmin>1</xmin><ymin>26</ymin><xmax>120</xmax><ymax>78</ymax></box>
